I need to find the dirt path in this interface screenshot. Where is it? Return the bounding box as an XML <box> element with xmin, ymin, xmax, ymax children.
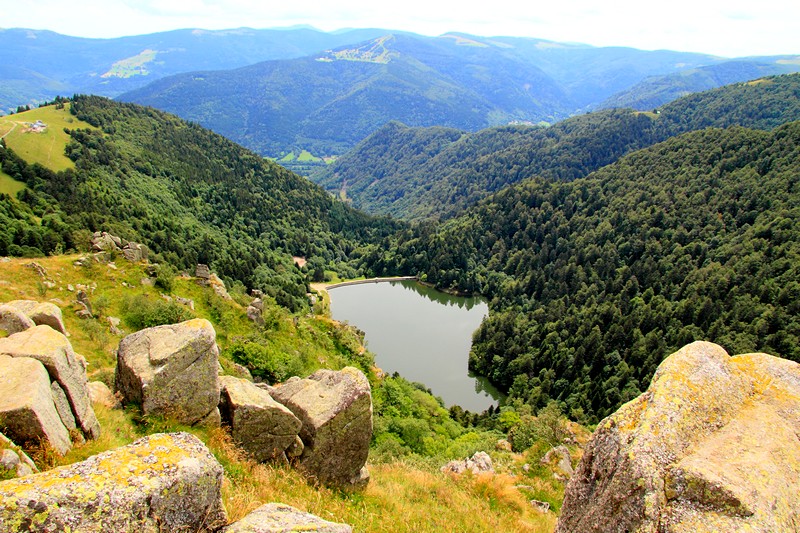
<box><xmin>0</xmin><ymin>121</ymin><xmax>18</xmax><ymax>139</ymax></box>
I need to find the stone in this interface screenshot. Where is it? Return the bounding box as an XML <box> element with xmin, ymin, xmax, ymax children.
<box><xmin>209</xmin><ymin>274</ymin><xmax>232</xmax><ymax>300</ymax></box>
<box><xmin>0</xmin><ymin>432</ymin><xmax>38</xmax><ymax>476</ymax></box>
<box><xmin>220</xmin><ymin>503</ymin><xmax>352</xmax><ymax>533</ymax></box>
<box><xmin>107</xmin><ymin>316</ymin><xmax>123</xmax><ymax>336</ymax></box>
<box><xmin>76</xmin><ymin>289</ymin><xmax>93</xmax><ymax>316</ymax></box>
<box><xmin>5</xmin><ymin>300</ymin><xmax>67</xmax><ymax>336</ymax></box>
<box><xmin>530</xmin><ymin>500</ymin><xmax>551</xmax><ymax>513</ymax></box>
<box><xmin>0</xmin><ymin>432</ymin><xmax>228</xmax><ymax>533</ymax></box>
<box><xmin>50</xmin><ymin>381</ymin><xmax>77</xmax><ymax>432</ymax></box>
<box><xmin>495</xmin><ymin>438</ymin><xmax>512</xmax><ymax>452</ymax></box>
<box><xmin>175</xmin><ymin>296</ymin><xmax>194</xmax><ymax>310</ymax></box>
<box><xmin>230</xmin><ymin>362</ymin><xmax>253</xmax><ymax>381</ymax></box>
<box><xmin>219</xmin><ymin>376</ymin><xmax>302</xmax><ymax>462</ymax></box>
<box><xmin>121</xmin><ymin>242</ymin><xmax>147</xmax><ymax>262</ymax></box>
<box><xmin>195</xmin><ymin>264</ymin><xmax>211</xmax><ymax>280</ymax></box>
<box><xmin>115</xmin><ymin>318</ymin><xmax>221</xmax><ymax>426</ymax></box>
<box><xmin>0</xmin><ymin>325</ymin><xmax>100</xmax><ymax>439</ymax></box>
<box><xmin>246</xmin><ymin>305</ymin><xmax>265</xmax><ymax>326</ymax></box>
<box><xmin>91</xmin><ymin>231</ymin><xmax>122</xmax><ymax>252</ymax></box>
<box><xmin>0</xmin><ymin>355</ymin><xmax>72</xmax><ymax>456</ymax></box>
<box><xmin>441</xmin><ymin>451</ymin><xmax>495</xmax><ymax>475</ymax></box>
<box><xmin>88</xmin><ymin>381</ymin><xmax>122</xmax><ymax>409</ymax></box>
<box><xmin>24</xmin><ymin>262</ymin><xmax>47</xmax><ymax>279</ymax></box>
<box><xmin>556</xmin><ymin>341</ymin><xmax>800</xmax><ymax>533</ymax></box>
<box><xmin>0</xmin><ymin>304</ymin><xmax>35</xmax><ymax>335</ymax></box>
<box><xmin>540</xmin><ymin>445</ymin><xmax>573</xmax><ymax>478</ymax></box>
<box><xmin>270</xmin><ymin>367</ymin><xmax>372</xmax><ymax>487</ymax></box>
<box><xmin>1</xmin><ymin>449</ymin><xmax>20</xmax><ymax>471</ymax></box>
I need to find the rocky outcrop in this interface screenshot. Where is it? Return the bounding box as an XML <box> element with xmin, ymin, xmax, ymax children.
<box><xmin>557</xmin><ymin>341</ymin><xmax>800</xmax><ymax>533</ymax></box>
<box><xmin>441</xmin><ymin>451</ymin><xmax>495</xmax><ymax>475</ymax></box>
<box><xmin>541</xmin><ymin>445</ymin><xmax>573</xmax><ymax>480</ymax></box>
<box><xmin>4</xmin><ymin>300</ymin><xmax>67</xmax><ymax>336</ymax></box>
<box><xmin>115</xmin><ymin>318</ymin><xmax>221</xmax><ymax>426</ymax></box>
<box><xmin>219</xmin><ymin>376</ymin><xmax>302</xmax><ymax>462</ymax></box>
<box><xmin>220</xmin><ymin>503</ymin><xmax>352</xmax><ymax>533</ymax></box>
<box><xmin>0</xmin><ymin>432</ymin><xmax>227</xmax><ymax>533</ymax></box>
<box><xmin>91</xmin><ymin>231</ymin><xmax>148</xmax><ymax>263</ymax></box>
<box><xmin>0</xmin><ymin>355</ymin><xmax>72</xmax><ymax>456</ymax></box>
<box><xmin>270</xmin><ymin>367</ymin><xmax>372</xmax><ymax>487</ymax></box>
<box><xmin>0</xmin><ymin>305</ymin><xmax>34</xmax><ymax>336</ymax></box>
<box><xmin>0</xmin><ymin>324</ymin><xmax>100</xmax><ymax>440</ymax></box>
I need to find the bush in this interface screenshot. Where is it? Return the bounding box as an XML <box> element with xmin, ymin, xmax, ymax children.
<box><xmin>120</xmin><ymin>293</ymin><xmax>194</xmax><ymax>330</ymax></box>
<box><xmin>509</xmin><ymin>401</ymin><xmax>569</xmax><ymax>452</ymax></box>
<box><xmin>154</xmin><ymin>264</ymin><xmax>177</xmax><ymax>293</ymax></box>
<box><xmin>224</xmin><ymin>339</ymin><xmax>302</xmax><ymax>384</ymax></box>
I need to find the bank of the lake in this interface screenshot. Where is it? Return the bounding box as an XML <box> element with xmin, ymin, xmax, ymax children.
<box><xmin>325</xmin><ymin>279</ymin><xmax>504</xmax><ymax>412</ymax></box>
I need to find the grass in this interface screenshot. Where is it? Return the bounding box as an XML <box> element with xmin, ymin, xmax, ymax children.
<box><xmin>0</xmin><ymin>254</ymin><xmax>567</xmax><ymax>532</ymax></box>
<box><xmin>0</xmin><ymin>103</ymin><xmax>95</xmax><ymax>172</ymax></box>
<box><xmin>0</xmin><ymin>170</ymin><xmax>26</xmax><ymax>196</ymax></box>
<box><xmin>102</xmin><ymin>49</ymin><xmax>158</xmax><ymax>78</ymax></box>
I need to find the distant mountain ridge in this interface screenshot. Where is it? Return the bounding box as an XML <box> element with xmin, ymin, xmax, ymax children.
<box><xmin>0</xmin><ymin>26</ymin><xmax>390</xmax><ymax>112</ymax></box>
<box><xmin>595</xmin><ymin>59</ymin><xmax>800</xmax><ymax>111</ymax></box>
<box><xmin>118</xmin><ymin>31</ymin><xmax>799</xmax><ymax>158</ymax></box>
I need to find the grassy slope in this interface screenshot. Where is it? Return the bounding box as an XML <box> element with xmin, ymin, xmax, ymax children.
<box><xmin>0</xmin><ymin>255</ymin><xmax>561</xmax><ymax>532</ymax></box>
<box><xmin>0</xmin><ymin>104</ymin><xmax>94</xmax><ymax>173</ymax></box>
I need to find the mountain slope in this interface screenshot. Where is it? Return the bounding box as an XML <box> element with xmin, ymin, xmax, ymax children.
<box><xmin>312</xmin><ymin>73</ymin><xmax>800</xmax><ymax>219</ymax></box>
<box><xmin>363</xmin><ymin>120</ymin><xmax>800</xmax><ymax>422</ymax></box>
<box><xmin>119</xmin><ymin>33</ymin><xmax>574</xmax><ymax>156</ymax></box>
<box><xmin>0</xmin><ymin>27</ymin><xmax>389</xmax><ymax>113</ymax></box>
<box><xmin>0</xmin><ymin>96</ymin><xmax>399</xmax><ymax>310</ymax></box>
<box><xmin>596</xmin><ymin>59</ymin><xmax>800</xmax><ymax>111</ymax></box>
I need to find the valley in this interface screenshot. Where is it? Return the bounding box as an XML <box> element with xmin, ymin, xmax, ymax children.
<box><xmin>1</xmin><ymin>19</ymin><xmax>799</xmax><ymax>532</ymax></box>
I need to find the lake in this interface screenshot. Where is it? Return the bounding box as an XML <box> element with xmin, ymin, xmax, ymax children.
<box><xmin>328</xmin><ymin>280</ymin><xmax>503</xmax><ymax>412</ymax></box>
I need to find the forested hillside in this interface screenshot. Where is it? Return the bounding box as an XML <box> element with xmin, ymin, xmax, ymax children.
<box><xmin>594</xmin><ymin>60</ymin><xmax>798</xmax><ymax>112</ymax></box>
<box><xmin>0</xmin><ymin>96</ymin><xmax>398</xmax><ymax>310</ymax></box>
<box><xmin>362</xmin><ymin>121</ymin><xmax>800</xmax><ymax>422</ymax></box>
<box><xmin>313</xmin><ymin>74</ymin><xmax>800</xmax><ymax>220</ymax></box>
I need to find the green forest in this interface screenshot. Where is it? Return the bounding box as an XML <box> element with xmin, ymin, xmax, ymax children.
<box><xmin>0</xmin><ymin>95</ymin><xmax>399</xmax><ymax>311</ymax></box>
<box><xmin>313</xmin><ymin>74</ymin><xmax>800</xmax><ymax>220</ymax></box>
<box><xmin>362</xmin><ymin>122</ymin><xmax>800</xmax><ymax>422</ymax></box>
<box><xmin>3</xmin><ymin>78</ymin><xmax>800</xmax><ymax>427</ymax></box>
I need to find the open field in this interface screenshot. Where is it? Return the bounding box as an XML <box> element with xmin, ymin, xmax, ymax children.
<box><xmin>0</xmin><ymin>103</ymin><xmax>95</xmax><ymax>172</ymax></box>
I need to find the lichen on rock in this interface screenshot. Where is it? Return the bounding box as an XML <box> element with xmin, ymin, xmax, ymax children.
<box><xmin>0</xmin><ymin>432</ymin><xmax>227</xmax><ymax>533</ymax></box>
<box><xmin>556</xmin><ymin>341</ymin><xmax>800</xmax><ymax>533</ymax></box>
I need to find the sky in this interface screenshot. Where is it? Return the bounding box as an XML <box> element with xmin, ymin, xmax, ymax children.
<box><xmin>2</xmin><ymin>0</ymin><xmax>798</xmax><ymax>58</ymax></box>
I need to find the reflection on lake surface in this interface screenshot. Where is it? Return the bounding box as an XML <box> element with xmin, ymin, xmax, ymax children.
<box><xmin>328</xmin><ymin>280</ymin><xmax>504</xmax><ymax>412</ymax></box>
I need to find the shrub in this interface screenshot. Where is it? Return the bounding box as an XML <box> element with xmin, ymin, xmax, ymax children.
<box><xmin>120</xmin><ymin>293</ymin><xmax>194</xmax><ymax>330</ymax></box>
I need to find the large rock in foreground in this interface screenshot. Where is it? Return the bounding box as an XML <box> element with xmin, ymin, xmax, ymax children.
<box><xmin>0</xmin><ymin>355</ymin><xmax>72</xmax><ymax>456</ymax></box>
<box><xmin>220</xmin><ymin>503</ymin><xmax>352</xmax><ymax>533</ymax></box>
<box><xmin>219</xmin><ymin>375</ymin><xmax>302</xmax><ymax>462</ymax></box>
<box><xmin>0</xmin><ymin>432</ymin><xmax>227</xmax><ymax>533</ymax></box>
<box><xmin>0</xmin><ymin>325</ymin><xmax>100</xmax><ymax>440</ymax></box>
<box><xmin>271</xmin><ymin>367</ymin><xmax>372</xmax><ymax>487</ymax></box>
<box><xmin>556</xmin><ymin>341</ymin><xmax>800</xmax><ymax>533</ymax></box>
<box><xmin>115</xmin><ymin>319</ymin><xmax>221</xmax><ymax>426</ymax></box>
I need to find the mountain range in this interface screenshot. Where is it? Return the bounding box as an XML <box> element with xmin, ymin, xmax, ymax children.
<box><xmin>4</xmin><ymin>26</ymin><xmax>797</xmax><ymax>160</ymax></box>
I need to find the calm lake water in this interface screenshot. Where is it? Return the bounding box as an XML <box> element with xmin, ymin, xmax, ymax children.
<box><xmin>328</xmin><ymin>280</ymin><xmax>503</xmax><ymax>412</ymax></box>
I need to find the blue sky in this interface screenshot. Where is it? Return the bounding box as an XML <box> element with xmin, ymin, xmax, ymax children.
<box><xmin>2</xmin><ymin>0</ymin><xmax>798</xmax><ymax>57</ymax></box>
